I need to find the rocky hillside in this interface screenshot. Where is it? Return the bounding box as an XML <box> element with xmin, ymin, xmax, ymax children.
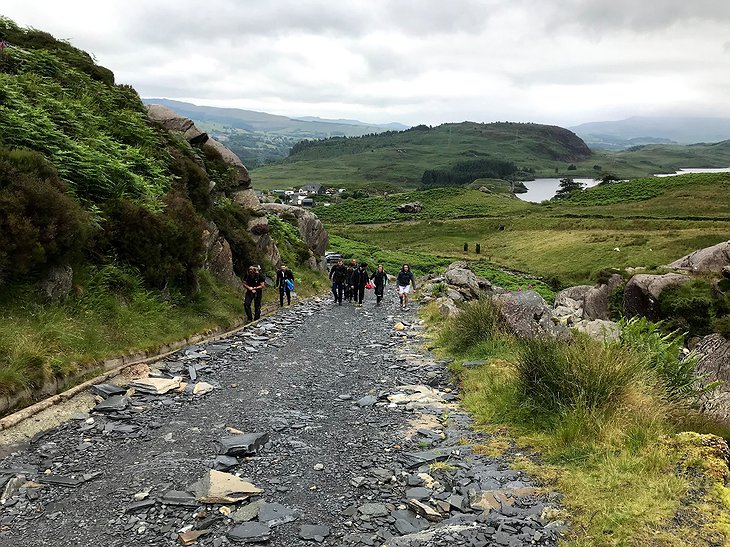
<box><xmin>0</xmin><ymin>16</ymin><xmax>327</xmax><ymax>299</ymax></box>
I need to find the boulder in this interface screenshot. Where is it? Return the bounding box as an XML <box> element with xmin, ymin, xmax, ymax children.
<box><xmin>247</xmin><ymin>217</ymin><xmax>281</xmax><ymax>267</ymax></box>
<box><xmin>552</xmin><ymin>305</ymin><xmax>581</xmax><ymax>326</ymax></box>
<box><xmin>583</xmin><ymin>274</ymin><xmax>623</xmax><ymax>320</ymax></box>
<box><xmin>260</xmin><ymin>203</ymin><xmax>329</xmax><ymax>257</ymax></box>
<box><xmin>232</xmin><ymin>188</ymin><xmax>261</xmax><ymax>210</ymax></box>
<box><xmin>445</xmin><ymin>288</ymin><xmax>465</xmax><ymax>303</ymax></box>
<box><xmin>494</xmin><ymin>290</ymin><xmax>568</xmax><ymax>339</ymax></box>
<box><xmin>669</xmin><ymin>240</ymin><xmax>730</xmax><ymax>274</ymax></box>
<box><xmin>554</xmin><ymin>285</ymin><xmax>592</xmax><ymax>308</ymax></box>
<box><xmin>573</xmin><ymin>319</ymin><xmax>621</xmax><ymax>343</ymax></box>
<box><xmin>397</xmin><ymin>202</ymin><xmax>423</xmax><ymax>213</ymax></box>
<box><xmin>435</xmin><ymin>297</ymin><xmax>460</xmax><ymax>318</ymax></box>
<box><xmin>444</xmin><ymin>268</ymin><xmax>481</xmax><ymax>298</ymax></box>
<box><xmin>623</xmin><ymin>273</ymin><xmax>690</xmax><ymax>321</ymax></box>
<box><xmin>202</xmin><ymin>222</ymin><xmax>243</xmax><ymax>291</ymax></box>
<box><xmin>146</xmin><ymin>104</ymin><xmax>208</xmax><ymax>145</ymax></box>
<box><xmin>38</xmin><ymin>265</ymin><xmax>73</xmax><ymax>302</ymax></box>
<box><xmin>204</xmin><ymin>137</ymin><xmax>252</xmax><ymax>189</ymax></box>
<box><xmin>695</xmin><ymin>334</ymin><xmax>730</xmax><ymax>420</ymax></box>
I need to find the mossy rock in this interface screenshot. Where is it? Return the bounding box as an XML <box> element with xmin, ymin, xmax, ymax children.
<box><xmin>662</xmin><ymin>432</ymin><xmax>730</xmax><ymax>484</ymax></box>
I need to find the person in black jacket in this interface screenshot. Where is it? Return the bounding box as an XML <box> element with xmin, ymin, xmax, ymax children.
<box><xmin>329</xmin><ymin>258</ymin><xmax>347</xmax><ymax>305</ymax></box>
<box><xmin>275</xmin><ymin>263</ymin><xmax>294</xmax><ymax>306</ymax></box>
<box><xmin>344</xmin><ymin>259</ymin><xmax>357</xmax><ymax>302</ymax></box>
<box><xmin>396</xmin><ymin>264</ymin><xmax>417</xmax><ymax>310</ymax></box>
<box><xmin>370</xmin><ymin>264</ymin><xmax>387</xmax><ymax>306</ymax></box>
<box><xmin>351</xmin><ymin>262</ymin><xmax>370</xmax><ymax>307</ymax></box>
<box><xmin>243</xmin><ymin>265</ymin><xmax>266</xmax><ymax>321</ymax></box>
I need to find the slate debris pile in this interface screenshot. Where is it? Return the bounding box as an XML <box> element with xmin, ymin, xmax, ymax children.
<box><xmin>0</xmin><ymin>292</ymin><xmax>565</xmax><ymax>546</ymax></box>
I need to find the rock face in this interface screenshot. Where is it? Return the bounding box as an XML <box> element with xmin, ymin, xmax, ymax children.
<box><xmin>494</xmin><ymin>291</ymin><xmax>568</xmax><ymax>339</ymax></box>
<box><xmin>669</xmin><ymin>240</ymin><xmax>730</xmax><ymax>274</ymax></box>
<box><xmin>247</xmin><ymin>217</ymin><xmax>281</xmax><ymax>267</ymax></box>
<box><xmin>260</xmin><ymin>203</ymin><xmax>329</xmax><ymax>257</ymax></box>
<box><xmin>145</xmin><ymin>104</ymin><xmax>208</xmax><ymax>145</ymax></box>
<box><xmin>203</xmin><ymin>137</ymin><xmax>251</xmax><ymax>189</ymax></box>
<box><xmin>695</xmin><ymin>334</ymin><xmax>730</xmax><ymax>420</ymax></box>
<box><xmin>397</xmin><ymin>202</ymin><xmax>423</xmax><ymax>213</ymax></box>
<box><xmin>202</xmin><ymin>222</ymin><xmax>243</xmax><ymax>292</ymax></box>
<box><xmin>623</xmin><ymin>273</ymin><xmax>690</xmax><ymax>321</ymax></box>
<box><xmin>38</xmin><ymin>265</ymin><xmax>73</xmax><ymax>302</ymax></box>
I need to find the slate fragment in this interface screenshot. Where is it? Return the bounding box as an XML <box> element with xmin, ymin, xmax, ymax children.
<box><xmin>299</xmin><ymin>524</ymin><xmax>331</xmax><ymax>541</ymax></box>
<box><xmin>228</xmin><ymin>522</ymin><xmax>271</xmax><ymax>543</ymax></box>
<box><xmin>93</xmin><ymin>395</ymin><xmax>129</xmax><ymax>412</ymax></box>
<box><xmin>90</xmin><ymin>383</ymin><xmax>126</xmax><ymax>399</ymax></box>
<box><xmin>258</xmin><ymin>501</ymin><xmax>298</xmax><ymax>526</ymax></box>
<box><xmin>217</xmin><ymin>433</ymin><xmax>269</xmax><ymax>456</ymax></box>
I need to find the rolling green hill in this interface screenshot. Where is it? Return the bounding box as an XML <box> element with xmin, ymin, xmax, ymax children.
<box><xmin>251</xmin><ymin>121</ymin><xmax>592</xmax><ymax>191</ymax></box>
<box><xmin>250</xmin><ymin>121</ymin><xmax>730</xmax><ymax>192</ymax></box>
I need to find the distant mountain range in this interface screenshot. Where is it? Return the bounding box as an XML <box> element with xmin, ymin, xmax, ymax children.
<box><xmin>570</xmin><ymin>116</ymin><xmax>730</xmax><ymax>150</ymax></box>
<box><xmin>142</xmin><ymin>99</ymin><xmax>409</xmax><ymax>167</ymax></box>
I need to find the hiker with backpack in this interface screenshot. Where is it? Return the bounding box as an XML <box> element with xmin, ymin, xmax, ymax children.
<box><xmin>396</xmin><ymin>264</ymin><xmax>417</xmax><ymax>310</ymax></box>
<box><xmin>275</xmin><ymin>263</ymin><xmax>295</xmax><ymax>307</ymax></box>
<box><xmin>370</xmin><ymin>264</ymin><xmax>387</xmax><ymax>306</ymax></box>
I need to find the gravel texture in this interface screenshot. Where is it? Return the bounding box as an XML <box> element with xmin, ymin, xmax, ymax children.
<box><xmin>0</xmin><ymin>290</ymin><xmax>565</xmax><ymax>546</ymax></box>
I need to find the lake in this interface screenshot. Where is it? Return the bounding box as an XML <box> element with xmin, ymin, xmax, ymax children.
<box><xmin>654</xmin><ymin>167</ymin><xmax>730</xmax><ymax>177</ymax></box>
<box><xmin>517</xmin><ymin>178</ymin><xmax>598</xmax><ymax>203</ymax></box>
<box><xmin>517</xmin><ymin>167</ymin><xmax>730</xmax><ymax>202</ymax></box>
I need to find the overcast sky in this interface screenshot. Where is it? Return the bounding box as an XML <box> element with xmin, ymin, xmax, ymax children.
<box><xmin>3</xmin><ymin>0</ymin><xmax>729</xmax><ymax>126</ymax></box>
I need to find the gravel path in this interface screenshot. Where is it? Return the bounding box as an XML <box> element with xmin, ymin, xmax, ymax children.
<box><xmin>0</xmin><ymin>290</ymin><xmax>564</xmax><ymax>547</ymax></box>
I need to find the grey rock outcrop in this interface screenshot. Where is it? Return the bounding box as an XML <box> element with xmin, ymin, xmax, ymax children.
<box><xmin>623</xmin><ymin>273</ymin><xmax>690</xmax><ymax>321</ymax></box>
<box><xmin>583</xmin><ymin>274</ymin><xmax>623</xmax><ymax>320</ymax></box>
<box><xmin>146</xmin><ymin>104</ymin><xmax>208</xmax><ymax>145</ymax></box>
<box><xmin>554</xmin><ymin>285</ymin><xmax>592</xmax><ymax>307</ymax></box>
<box><xmin>247</xmin><ymin>217</ymin><xmax>281</xmax><ymax>267</ymax></box>
<box><xmin>38</xmin><ymin>265</ymin><xmax>73</xmax><ymax>302</ymax></box>
<box><xmin>260</xmin><ymin>203</ymin><xmax>329</xmax><ymax>257</ymax></box>
<box><xmin>202</xmin><ymin>223</ymin><xmax>243</xmax><ymax>291</ymax></box>
<box><xmin>397</xmin><ymin>202</ymin><xmax>423</xmax><ymax>213</ymax></box>
<box><xmin>695</xmin><ymin>334</ymin><xmax>730</xmax><ymax>420</ymax></box>
<box><xmin>494</xmin><ymin>290</ymin><xmax>568</xmax><ymax>339</ymax></box>
<box><xmin>435</xmin><ymin>297</ymin><xmax>460</xmax><ymax>318</ymax></box>
<box><xmin>204</xmin><ymin>137</ymin><xmax>252</xmax><ymax>190</ymax></box>
<box><xmin>573</xmin><ymin>319</ymin><xmax>621</xmax><ymax>343</ymax></box>
<box><xmin>669</xmin><ymin>240</ymin><xmax>730</xmax><ymax>274</ymax></box>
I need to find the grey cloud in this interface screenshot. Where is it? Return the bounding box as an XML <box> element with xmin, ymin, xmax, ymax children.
<box><xmin>523</xmin><ymin>0</ymin><xmax>730</xmax><ymax>33</ymax></box>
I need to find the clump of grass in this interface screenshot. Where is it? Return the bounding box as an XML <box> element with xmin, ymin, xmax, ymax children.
<box><xmin>517</xmin><ymin>335</ymin><xmax>647</xmax><ymax>413</ymax></box>
<box><xmin>439</xmin><ymin>297</ymin><xmax>501</xmax><ymax>354</ymax></box>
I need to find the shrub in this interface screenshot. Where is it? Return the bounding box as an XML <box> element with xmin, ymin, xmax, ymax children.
<box><xmin>617</xmin><ymin>317</ymin><xmax>699</xmax><ymax>402</ymax></box>
<box><xmin>712</xmin><ymin>315</ymin><xmax>730</xmax><ymax>340</ymax></box>
<box><xmin>0</xmin><ymin>147</ymin><xmax>89</xmax><ymax>279</ymax></box>
<box><xmin>439</xmin><ymin>297</ymin><xmax>501</xmax><ymax>354</ymax></box>
<box><xmin>209</xmin><ymin>201</ymin><xmax>262</xmax><ymax>276</ymax></box>
<box><xmin>100</xmin><ymin>195</ymin><xmax>205</xmax><ymax>291</ymax></box>
<box><xmin>659</xmin><ymin>280</ymin><xmax>715</xmax><ymax>336</ymax></box>
<box><xmin>168</xmin><ymin>148</ymin><xmax>211</xmax><ymax>213</ymax></box>
<box><xmin>516</xmin><ymin>335</ymin><xmax>645</xmax><ymax>412</ymax></box>
<box><xmin>267</xmin><ymin>214</ymin><xmax>311</xmax><ymax>266</ymax></box>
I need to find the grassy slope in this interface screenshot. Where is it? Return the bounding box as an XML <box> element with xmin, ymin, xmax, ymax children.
<box><xmin>324</xmin><ymin>174</ymin><xmax>730</xmax><ymax>286</ymax></box>
<box><xmin>0</xmin><ymin>19</ymin><xmax>330</xmax><ymax>403</ymax></box>
<box><xmin>251</xmin><ymin>122</ymin><xmax>591</xmax><ymax>190</ymax></box>
<box><xmin>250</xmin><ymin>122</ymin><xmax>730</xmax><ymax>191</ymax></box>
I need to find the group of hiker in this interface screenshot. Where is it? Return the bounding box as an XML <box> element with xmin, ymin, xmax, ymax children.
<box><xmin>242</xmin><ymin>263</ymin><xmax>294</xmax><ymax>322</ymax></box>
<box><xmin>240</xmin><ymin>259</ymin><xmax>418</xmax><ymax>322</ymax></box>
<box><xmin>328</xmin><ymin>258</ymin><xmax>416</xmax><ymax>309</ymax></box>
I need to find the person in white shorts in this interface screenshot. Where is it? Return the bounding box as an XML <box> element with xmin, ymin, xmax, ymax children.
<box><xmin>396</xmin><ymin>264</ymin><xmax>416</xmax><ymax>310</ymax></box>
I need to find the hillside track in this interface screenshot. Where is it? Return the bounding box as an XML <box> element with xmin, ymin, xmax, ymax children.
<box><xmin>0</xmin><ymin>290</ymin><xmax>563</xmax><ymax>547</ymax></box>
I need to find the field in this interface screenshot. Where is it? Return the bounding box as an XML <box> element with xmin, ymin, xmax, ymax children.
<box><xmin>322</xmin><ymin>173</ymin><xmax>730</xmax><ymax>286</ymax></box>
